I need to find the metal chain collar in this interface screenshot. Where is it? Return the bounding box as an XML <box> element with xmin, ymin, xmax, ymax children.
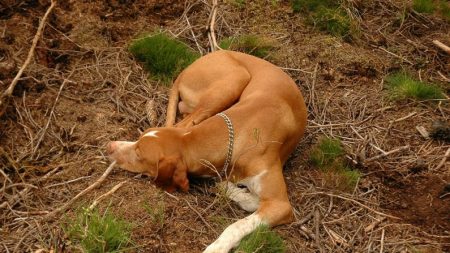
<box><xmin>217</xmin><ymin>112</ymin><xmax>234</xmax><ymax>174</ymax></box>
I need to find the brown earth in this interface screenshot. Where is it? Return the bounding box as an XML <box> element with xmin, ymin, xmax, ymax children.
<box><xmin>0</xmin><ymin>0</ymin><xmax>449</xmax><ymax>252</ymax></box>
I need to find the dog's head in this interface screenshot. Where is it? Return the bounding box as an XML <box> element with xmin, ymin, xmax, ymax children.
<box><xmin>106</xmin><ymin>128</ymin><xmax>189</xmax><ymax>192</ymax></box>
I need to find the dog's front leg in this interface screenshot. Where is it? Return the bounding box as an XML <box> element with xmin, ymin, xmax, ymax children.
<box><xmin>203</xmin><ymin>213</ymin><xmax>263</xmax><ymax>253</ymax></box>
<box><xmin>204</xmin><ymin>170</ymin><xmax>293</xmax><ymax>253</ymax></box>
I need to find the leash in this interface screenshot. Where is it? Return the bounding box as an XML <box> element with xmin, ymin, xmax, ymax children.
<box><xmin>217</xmin><ymin>112</ymin><xmax>234</xmax><ymax>174</ymax></box>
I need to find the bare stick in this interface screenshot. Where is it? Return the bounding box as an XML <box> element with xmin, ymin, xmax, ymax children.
<box><xmin>434</xmin><ymin>147</ymin><xmax>450</xmax><ymax>171</ymax></box>
<box><xmin>207</xmin><ymin>0</ymin><xmax>219</xmax><ymax>52</ymax></box>
<box><xmin>365</xmin><ymin>145</ymin><xmax>410</xmax><ymax>162</ymax></box>
<box><xmin>314</xmin><ymin>207</ymin><xmax>324</xmax><ymax>253</ymax></box>
<box><xmin>88</xmin><ymin>180</ymin><xmax>127</xmax><ymax>211</ymax></box>
<box><xmin>33</xmin><ymin>76</ymin><xmax>75</xmax><ymax>157</ymax></box>
<box><xmin>305</xmin><ymin>192</ymin><xmax>400</xmax><ymax>219</ymax></box>
<box><xmin>184</xmin><ymin>199</ymin><xmax>218</xmax><ymax>235</ymax></box>
<box><xmin>44</xmin><ymin>161</ymin><xmax>116</xmax><ymax>220</ymax></box>
<box><xmin>0</xmin><ymin>0</ymin><xmax>56</xmax><ymax>113</ymax></box>
<box><xmin>433</xmin><ymin>40</ymin><xmax>450</xmax><ymax>55</ymax></box>
<box><xmin>380</xmin><ymin>228</ymin><xmax>385</xmax><ymax>253</ymax></box>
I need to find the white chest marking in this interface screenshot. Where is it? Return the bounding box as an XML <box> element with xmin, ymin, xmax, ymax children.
<box><xmin>144</xmin><ymin>130</ymin><xmax>159</xmax><ymax>138</ymax></box>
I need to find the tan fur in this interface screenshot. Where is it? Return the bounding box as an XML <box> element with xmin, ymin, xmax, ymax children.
<box><xmin>107</xmin><ymin>50</ymin><xmax>307</xmax><ymax>252</ymax></box>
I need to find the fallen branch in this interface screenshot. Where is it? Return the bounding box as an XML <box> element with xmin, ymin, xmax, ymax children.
<box><xmin>434</xmin><ymin>147</ymin><xmax>450</xmax><ymax>171</ymax></box>
<box><xmin>44</xmin><ymin>161</ymin><xmax>116</xmax><ymax>220</ymax></box>
<box><xmin>432</xmin><ymin>40</ymin><xmax>450</xmax><ymax>55</ymax></box>
<box><xmin>88</xmin><ymin>180</ymin><xmax>127</xmax><ymax>211</ymax></box>
<box><xmin>365</xmin><ymin>145</ymin><xmax>410</xmax><ymax>162</ymax></box>
<box><xmin>184</xmin><ymin>198</ymin><xmax>218</xmax><ymax>235</ymax></box>
<box><xmin>0</xmin><ymin>0</ymin><xmax>56</xmax><ymax>115</ymax></box>
<box><xmin>314</xmin><ymin>207</ymin><xmax>324</xmax><ymax>253</ymax></box>
<box><xmin>206</xmin><ymin>0</ymin><xmax>219</xmax><ymax>52</ymax></box>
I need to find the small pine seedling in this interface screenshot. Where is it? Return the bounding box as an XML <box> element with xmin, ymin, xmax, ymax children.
<box><xmin>385</xmin><ymin>72</ymin><xmax>445</xmax><ymax>101</ymax></box>
<box><xmin>234</xmin><ymin>225</ymin><xmax>285</xmax><ymax>253</ymax></box>
<box><xmin>310</xmin><ymin>137</ymin><xmax>360</xmax><ymax>192</ymax></box>
<box><xmin>129</xmin><ymin>33</ymin><xmax>200</xmax><ymax>83</ymax></box>
<box><xmin>310</xmin><ymin>137</ymin><xmax>344</xmax><ymax>168</ymax></box>
<box><xmin>143</xmin><ymin>200</ymin><xmax>165</xmax><ymax>229</ymax></box>
<box><xmin>65</xmin><ymin>207</ymin><xmax>133</xmax><ymax>253</ymax></box>
<box><xmin>220</xmin><ymin>35</ymin><xmax>275</xmax><ymax>59</ymax></box>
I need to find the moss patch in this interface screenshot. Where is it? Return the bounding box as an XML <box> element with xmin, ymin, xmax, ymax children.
<box><xmin>129</xmin><ymin>33</ymin><xmax>200</xmax><ymax>84</ymax></box>
<box><xmin>385</xmin><ymin>72</ymin><xmax>445</xmax><ymax>101</ymax></box>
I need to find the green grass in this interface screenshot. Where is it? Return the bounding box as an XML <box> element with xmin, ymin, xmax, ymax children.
<box><xmin>310</xmin><ymin>137</ymin><xmax>360</xmax><ymax>191</ymax></box>
<box><xmin>292</xmin><ymin>0</ymin><xmax>357</xmax><ymax>39</ymax></box>
<box><xmin>412</xmin><ymin>0</ymin><xmax>435</xmax><ymax>13</ymax></box>
<box><xmin>385</xmin><ymin>72</ymin><xmax>445</xmax><ymax>101</ymax></box>
<box><xmin>64</xmin><ymin>207</ymin><xmax>133</xmax><ymax>253</ymax></box>
<box><xmin>234</xmin><ymin>225</ymin><xmax>285</xmax><ymax>253</ymax></box>
<box><xmin>129</xmin><ymin>33</ymin><xmax>200</xmax><ymax>83</ymax></box>
<box><xmin>412</xmin><ymin>0</ymin><xmax>450</xmax><ymax>21</ymax></box>
<box><xmin>292</xmin><ymin>0</ymin><xmax>338</xmax><ymax>13</ymax></box>
<box><xmin>220</xmin><ymin>35</ymin><xmax>275</xmax><ymax>59</ymax></box>
<box><xmin>143</xmin><ymin>200</ymin><xmax>165</xmax><ymax>228</ymax></box>
<box><xmin>439</xmin><ymin>0</ymin><xmax>450</xmax><ymax>21</ymax></box>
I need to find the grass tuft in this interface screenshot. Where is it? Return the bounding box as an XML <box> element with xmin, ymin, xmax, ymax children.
<box><xmin>412</xmin><ymin>0</ymin><xmax>435</xmax><ymax>13</ymax></box>
<box><xmin>143</xmin><ymin>200</ymin><xmax>165</xmax><ymax>228</ymax></box>
<box><xmin>129</xmin><ymin>33</ymin><xmax>200</xmax><ymax>83</ymax></box>
<box><xmin>64</xmin><ymin>207</ymin><xmax>133</xmax><ymax>253</ymax></box>
<box><xmin>292</xmin><ymin>0</ymin><xmax>357</xmax><ymax>39</ymax></box>
<box><xmin>234</xmin><ymin>225</ymin><xmax>285</xmax><ymax>253</ymax></box>
<box><xmin>385</xmin><ymin>72</ymin><xmax>445</xmax><ymax>101</ymax></box>
<box><xmin>310</xmin><ymin>137</ymin><xmax>360</xmax><ymax>192</ymax></box>
<box><xmin>220</xmin><ymin>35</ymin><xmax>275</xmax><ymax>59</ymax></box>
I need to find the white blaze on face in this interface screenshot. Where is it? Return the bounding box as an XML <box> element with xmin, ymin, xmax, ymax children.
<box><xmin>203</xmin><ymin>213</ymin><xmax>264</xmax><ymax>253</ymax></box>
<box><xmin>144</xmin><ymin>130</ymin><xmax>159</xmax><ymax>138</ymax></box>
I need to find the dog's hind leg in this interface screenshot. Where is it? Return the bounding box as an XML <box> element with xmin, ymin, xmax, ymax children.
<box><xmin>176</xmin><ymin>65</ymin><xmax>250</xmax><ymax>128</ymax></box>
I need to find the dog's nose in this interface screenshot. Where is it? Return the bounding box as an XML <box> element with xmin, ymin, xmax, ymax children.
<box><xmin>106</xmin><ymin>142</ymin><xmax>116</xmax><ymax>155</ymax></box>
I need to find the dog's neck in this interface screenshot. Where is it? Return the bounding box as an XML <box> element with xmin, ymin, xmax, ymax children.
<box><xmin>180</xmin><ymin>116</ymin><xmax>230</xmax><ymax>176</ymax></box>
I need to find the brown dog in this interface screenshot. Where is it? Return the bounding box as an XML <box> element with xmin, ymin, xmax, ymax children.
<box><xmin>107</xmin><ymin>50</ymin><xmax>307</xmax><ymax>252</ymax></box>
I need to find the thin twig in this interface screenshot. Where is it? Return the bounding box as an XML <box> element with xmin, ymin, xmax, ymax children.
<box><xmin>433</xmin><ymin>147</ymin><xmax>450</xmax><ymax>171</ymax></box>
<box><xmin>0</xmin><ymin>0</ymin><xmax>57</xmax><ymax>114</ymax></box>
<box><xmin>184</xmin><ymin>198</ymin><xmax>218</xmax><ymax>235</ymax></box>
<box><xmin>43</xmin><ymin>161</ymin><xmax>116</xmax><ymax>220</ymax></box>
<box><xmin>366</xmin><ymin>145</ymin><xmax>410</xmax><ymax>162</ymax></box>
<box><xmin>88</xmin><ymin>180</ymin><xmax>127</xmax><ymax>210</ymax></box>
<box><xmin>432</xmin><ymin>40</ymin><xmax>450</xmax><ymax>55</ymax></box>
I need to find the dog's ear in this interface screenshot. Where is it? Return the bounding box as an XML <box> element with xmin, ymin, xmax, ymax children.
<box><xmin>156</xmin><ymin>156</ymin><xmax>189</xmax><ymax>192</ymax></box>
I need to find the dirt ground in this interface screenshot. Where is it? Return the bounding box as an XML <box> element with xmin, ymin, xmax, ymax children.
<box><xmin>0</xmin><ymin>0</ymin><xmax>449</xmax><ymax>252</ymax></box>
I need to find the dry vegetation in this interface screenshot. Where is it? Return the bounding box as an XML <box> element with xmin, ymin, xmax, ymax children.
<box><xmin>0</xmin><ymin>0</ymin><xmax>449</xmax><ymax>252</ymax></box>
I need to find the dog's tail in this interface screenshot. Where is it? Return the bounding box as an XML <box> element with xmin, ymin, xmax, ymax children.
<box><xmin>165</xmin><ymin>81</ymin><xmax>179</xmax><ymax>127</ymax></box>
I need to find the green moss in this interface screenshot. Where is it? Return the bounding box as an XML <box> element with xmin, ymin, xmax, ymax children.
<box><xmin>292</xmin><ymin>0</ymin><xmax>338</xmax><ymax>13</ymax></box>
<box><xmin>439</xmin><ymin>0</ymin><xmax>450</xmax><ymax>21</ymax></box>
<box><xmin>385</xmin><ymin>72</ymin><xmax>445</xmax><ymax>101</ymax></box>
<box><xmin>64</xmin><ymin>207</ymin><xmax>133</xmax><ymax>253</ymax></box>
<box><xmin>292</xmin><ymin>0</ymin><xmax>357</xmax><ymax>39</ymax></box>
<box><xmin>129</xmin><ymin>33</ymin><xmax>200</xmax><ymax>84</ymax></box>
<box><xmin>220</xmin><ymin>35</ymin><xmax>275</xmax><ymax>59</ymax></box>
<box><xmin>234</xmin><ymin>225</ymin><xmax>285</xmax><ymax>253</ymax></box>
<box><xmin>413</xmin><ymin>0</ymin><xmax>435</xmax><ymax>13</ymax></box>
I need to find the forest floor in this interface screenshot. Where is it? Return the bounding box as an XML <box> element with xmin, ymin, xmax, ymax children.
<box><xmin>0</xmin><ymin>0</ymin><xmax>449</xmax><ymax>252</ymax></box>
